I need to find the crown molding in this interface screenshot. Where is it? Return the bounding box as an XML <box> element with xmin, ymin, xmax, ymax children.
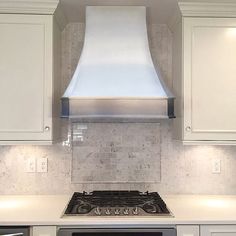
<box><xmin>183</xmin><ymin>140</ymin><xmax>236</xmax><ymax>145</ymax></box>
<box><xmin>179</xmin><ymin>2</ymin><xmax>236</xmax><ymax>17</ymax></box>
<box><xmin>0</xmin><ymin>0</ymin><xmax>59</xmax><ymax>14</ymax></box>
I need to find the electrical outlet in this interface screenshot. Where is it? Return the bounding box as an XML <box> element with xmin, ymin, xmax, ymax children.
<box><xmin>37</xmin><ymin>157</ymin><xmax>48</xmax><ymax>173</ymax></box>
<box><xmin>26</xmin><ymin>157</ymin><xmax>36</xmax><ymax>173</ymax></box>
<box><xmin>212</xmin><ymin>159</ymin><xmax>221</xmax><ymax>174</ymax></box>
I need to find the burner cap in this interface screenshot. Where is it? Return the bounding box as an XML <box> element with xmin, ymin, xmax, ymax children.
<box><xmin>142</xmin><ymin>203</ymin><xmax>160</xmax><ymax>214</ymax></box>
<box><xmin>77</xmin><ymin>203</ymin><xmax>92</xmax><ymax>214</ymax></box>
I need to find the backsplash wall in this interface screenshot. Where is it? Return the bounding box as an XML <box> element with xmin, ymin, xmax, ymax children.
<box><xmin>71</xmin><ymin>123</ymin><xmax>162</xmax><ymax>184</ymax></box>
<box><xmin>0</xmin><ymin>23</ymin><xmax>236</xmax><ymax>195</ymax></box>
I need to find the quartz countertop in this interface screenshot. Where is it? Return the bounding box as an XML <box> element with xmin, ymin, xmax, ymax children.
<box><xmin>1</xmin><ymin>195</ymin><xmax>236</xmax><ymax>226</ymax></box>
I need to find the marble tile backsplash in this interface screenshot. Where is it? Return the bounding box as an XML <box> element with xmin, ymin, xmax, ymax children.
<box><xmin>0</xmin><ymin>23</ymin><xmax>236</xmax><ymax>195</ymax></box>
<box><xmin>71</xmin><ymin>123</ymin><xmax>161</xmax><ymax>184</ymax></box>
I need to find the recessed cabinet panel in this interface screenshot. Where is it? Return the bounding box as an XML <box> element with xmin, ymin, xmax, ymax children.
<box><xmin>177</xmin><ymin>225</ymin><xmax>199</xmax><ymax>236</ymax></box>
<box><xmin>0</xmin><ymin>22</ymin><xmax>44</xmax><ymax>132</ymax></box>
<box><xmin>201</xmin><ymin>225</ymin><xmax>236</xmax><ymax>236</ymax></box>
<box><xmin>192</xmin><ymin>27</ymin><xmax>236</xmax><ymax>132</ymax></box>
<box><xmin>183</xmin><ymin>18</ymin><xmax>236</xmax><ymax>141</ymax></box>
<box><xmin>0</xmin><ymin>15</ymin><xmax>53</xmax><ymax>141</ymax></box>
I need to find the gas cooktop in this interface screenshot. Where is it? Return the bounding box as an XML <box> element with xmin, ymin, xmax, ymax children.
<box><xmin>64</xmin><ymin>191</ymin><xmax>172</xmax><ymax>217</ymax></box>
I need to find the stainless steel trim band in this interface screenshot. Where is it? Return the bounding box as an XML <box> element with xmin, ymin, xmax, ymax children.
<box><xmin>61</xmin><ymin>97</ymin><xmax>175</xmax><ymax>121</ymax></box>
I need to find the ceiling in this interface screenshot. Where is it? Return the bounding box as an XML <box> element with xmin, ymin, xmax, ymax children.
<box><xmin>60</xmin><ymin>0</ymin><xmax>179</xmax><ymax>24</ymax></box>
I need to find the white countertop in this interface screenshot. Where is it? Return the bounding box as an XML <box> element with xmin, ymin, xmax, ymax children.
<box><xmin>1</xmin><ymin>195</ymin><xmax>236</xmax><ymax>226</ymax></box>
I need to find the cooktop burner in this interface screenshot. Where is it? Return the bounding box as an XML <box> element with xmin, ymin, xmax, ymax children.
<box><xmin>64</xmin><ymin>191</ymin><xmax>172</xmax><ymax>216</ymax></box>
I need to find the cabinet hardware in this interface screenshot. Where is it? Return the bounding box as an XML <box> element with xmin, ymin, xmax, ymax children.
<box><xmin>185</xmin><ymin>126</ymin><xmax>191</xmax><ymax>132</ymax></box>
<box><xmin>44</xmin><ymin>126</ymin><xmax>50</xmax><ymax>131</ymax></box>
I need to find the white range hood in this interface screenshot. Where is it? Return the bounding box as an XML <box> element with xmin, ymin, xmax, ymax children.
<box><xmin>61</xmin><ymin>6</ymin><xmax>175</xmax><ymax>121</ymax></box>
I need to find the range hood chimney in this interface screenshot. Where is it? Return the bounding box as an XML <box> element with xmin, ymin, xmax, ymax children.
<box><xmin>61</xmin><ymin>6</ymin><xmax>175</xmax><ymax>121</ymax></box>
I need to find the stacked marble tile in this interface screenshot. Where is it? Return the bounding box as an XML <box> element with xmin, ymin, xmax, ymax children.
<box><xmin>71</xmin><ymin>123</ymin><xmax>161</xmax><ymax>183</ymax></box>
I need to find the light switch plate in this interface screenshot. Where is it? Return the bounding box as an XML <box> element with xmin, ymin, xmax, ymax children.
<box><xmin>37</xmin><ymin>157</ymin><xmax>48</xmax><ymax>173</ymax></box>
<box><xmin>212</xmin><ymin>159</ymin><xmax>221</xmax><ymax>174</ymax></box>
<box><xmin>26</xmin><ymin>157</ymin><xmax>36</xmax><ymax>173</ymax></box>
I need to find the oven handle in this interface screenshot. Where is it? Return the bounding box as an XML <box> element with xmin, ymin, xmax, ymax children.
<box><xmin>57</xmin><ymin>227</ymin><xmax>177</xmax><ymax>236</ymax></box>
<box><xmin>0</xmin><ymin>233</ymin><xmax>24</xmax><ymax>236</ymax></box>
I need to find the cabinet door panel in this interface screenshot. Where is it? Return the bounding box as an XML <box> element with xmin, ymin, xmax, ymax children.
<box><xmin>0</xmin><ymin>15</ymin><xmax>52</xmax><ymax>141</ymax></box>
<box><xmin>177</xmin><ymin>225</ymin><xmax>199</xmax><ymax>236</ymax></box>
<box><xmin>184</xmin><ymin>18</ymin><xmax>236</xmax><ymax>140</ymax></box>
<box><xmin>201</xmin><ymin>225</ymin><xmax>236</xmax><ymax>236</ymax></box>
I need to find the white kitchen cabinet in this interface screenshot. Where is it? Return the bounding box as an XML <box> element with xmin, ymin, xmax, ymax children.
<box><xmin>32</xmin><ymin>226</ymin><xmax>57</xmax><ymax>236</ymax></box>
<box><xmin>177</xmin><ymin>225</ymin><xmax>199</xmax><ymax>236</ymax></box>
<box><xmin>201</xmin><ymin>225</ymin><xmax>236</xmax><ymax>236</ymax></box>
<box><xmin>0</xmin><ymin>1</ymin><xmax>65</xmax><ymax>144</ymax></box>
<box><xmin>172</xmin><ymin>2</ymin><xmax>236</xmax><ymax>144</ymax></box>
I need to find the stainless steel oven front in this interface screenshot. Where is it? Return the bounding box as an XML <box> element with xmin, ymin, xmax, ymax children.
<box><xmin>58</xmin><ymin>227</ymin><xmax>176</xmax><ymax>236</ymax></box>
<box><xmin>0</xmin><ymin>227</ymin><xmax>29</xmax><ymax>236</ymax></box>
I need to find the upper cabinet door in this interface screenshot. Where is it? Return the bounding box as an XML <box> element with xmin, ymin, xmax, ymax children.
<box><xmin>0</xmin><ymin>14</ymin><xmax>53</xmax><ymax>142</ymax></box>
<box><xmin>183</xmin><ymin>17</ymin><xmax>236</xmax><ymax>141</ymax></box>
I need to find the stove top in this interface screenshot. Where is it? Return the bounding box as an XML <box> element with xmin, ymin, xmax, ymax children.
<box><xmin>64</xmin><ymin>191</ymin><xmax>172</xmax><ymax>217</ymax></box>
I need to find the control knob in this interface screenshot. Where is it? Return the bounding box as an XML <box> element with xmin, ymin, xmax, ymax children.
<box><xmin>132</xmin><ymin>207</ymin><xmax>139</xmax><ymax>215</ymax></box>
<box><xmin>94</xmin><ymin>207</ymin><xmax>102</xmax><ymax>215</ymax></box>
<box><xmin>114</xmin><ymin>209</ymin><xmax>120</xmax><ymax>215</ymax></box>
<box><xmin>105</xmin><ymin>208</ymin><xmax>111</xmax><ymax>215</ymax></box>
<box><xmin>123</xmin><ymin>208</ymin><xmax>129</xmax><ymax>215</ymax></box>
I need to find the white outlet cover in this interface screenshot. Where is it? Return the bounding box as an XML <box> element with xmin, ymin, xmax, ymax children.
<box><xmin>212</xmin><ymin>159</ymin><xmax>221</xmax><ymax>174</ymax></box>
<box><xmin>37</xmin><ymin>157</ymin><xmax>48</xmax><ymax>173</ymax></box>
<box><xmin>26</xmin><ymin>157</ymin><xmax>36</xmax><ymax>173</ymax></box>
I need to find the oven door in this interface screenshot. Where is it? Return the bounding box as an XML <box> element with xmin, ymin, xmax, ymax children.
<box><xmin>58</xmin><ymin>228</ymin><xmax>176</xmax><ymax>236</ymax></box>
<box><xmin>0</xmin><ymin>227</ymin><xmax>29</xmax><ymax>236</ymax></box>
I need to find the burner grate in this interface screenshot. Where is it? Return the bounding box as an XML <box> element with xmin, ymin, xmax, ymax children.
<box><xmin>64</xmin><ymin>191</ymin><xmax>171</xmax><ymax>216</ymax></box>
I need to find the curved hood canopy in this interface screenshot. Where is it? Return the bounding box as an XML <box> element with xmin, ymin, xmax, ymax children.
<box><xmin>61</xmin><ymin>6</ymin><xmax>175</xmax><ymax>121</ymax></box>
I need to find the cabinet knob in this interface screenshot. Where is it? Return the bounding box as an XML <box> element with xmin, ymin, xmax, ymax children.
<box><xmin>185</xmin><ymin>126</ymin><xmax>191</xmax><ymax>132</ymax></box>
<box><xmin>45</xmin><ymin>126</ymin><xmax>50</xmax><ymax>131</ymax></box>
